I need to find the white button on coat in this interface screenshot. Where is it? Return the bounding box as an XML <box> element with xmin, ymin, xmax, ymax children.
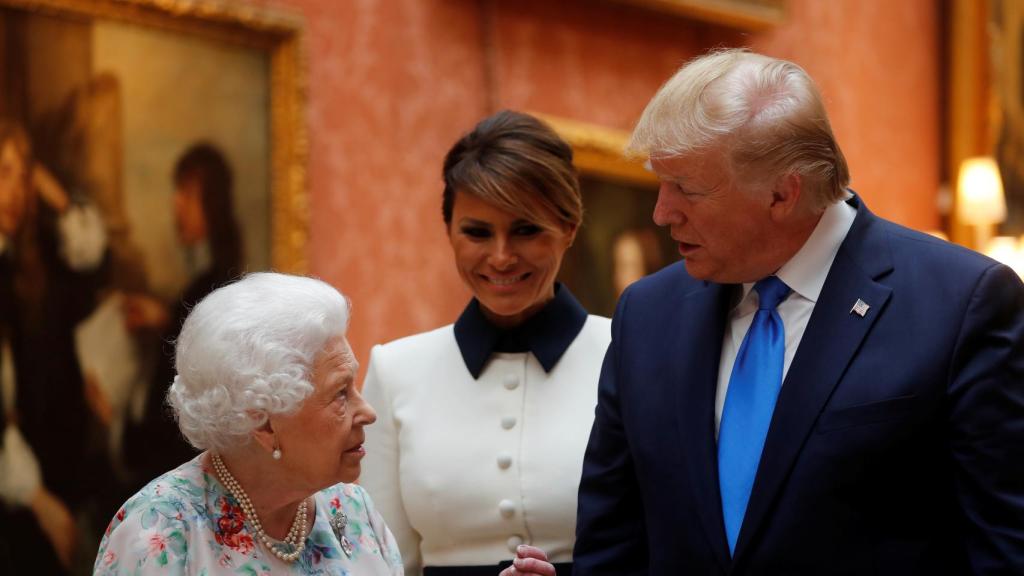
<box><xmin>498</xmin><ymin>499</ymin><xmax>516</xmax><ymax>518</ymax></box>
<box><xmin>506</xmin><ymin>535</ymin><xmax>524</xmax><ymax>552</ymax></box>
<box><xmin>501</xmin><ymin>416</ymin><xmax>517</xmax><ymax>430</ymax></box>
<box><xmin>360</xmin><ymin>316</ymin><xmax>612</xmax><ymax>573</ymax></box>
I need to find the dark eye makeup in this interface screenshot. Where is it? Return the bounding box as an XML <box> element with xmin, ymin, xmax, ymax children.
<box><xmin>460</xmin><ymin>225</ymin><xmax>492</xmax><ymax>238</ymax></box>
<box><xmin>513</xmin><ymin>223</ymin><xmax>542</xmax><ymax>236</ymax></box>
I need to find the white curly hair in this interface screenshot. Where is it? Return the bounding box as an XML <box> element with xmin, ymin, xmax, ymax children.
<box><xmin>167</xmin><ymin>272</ymin><xmax>350</xmax><ymax>452</ymax></box>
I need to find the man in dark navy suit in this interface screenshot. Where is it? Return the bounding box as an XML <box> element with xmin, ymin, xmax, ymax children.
<box><xmin>573</xmin><ymin>49</ymin><xmax>1024</xmax><ymax>575</ymax></box>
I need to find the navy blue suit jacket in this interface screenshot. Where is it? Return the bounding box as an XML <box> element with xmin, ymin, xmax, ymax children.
<box><xmin>574</xmin><ymin>196</ymin><xmax>1024</xmax><ymax>575</ymax></box>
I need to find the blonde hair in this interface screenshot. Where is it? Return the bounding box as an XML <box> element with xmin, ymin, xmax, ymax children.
<box><xmin>629</xmin><ymin>49</ymin><xmax>850</xmax><ymax>208</ymax></box>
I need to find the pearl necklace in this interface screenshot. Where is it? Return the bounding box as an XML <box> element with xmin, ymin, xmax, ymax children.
<box><xmin>211</xmin><ymin>453</ymin><xmax>309</xmax><ymax>563</ymax></box>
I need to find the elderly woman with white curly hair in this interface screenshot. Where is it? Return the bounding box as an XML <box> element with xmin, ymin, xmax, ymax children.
<box><xmin>93</xmin><ymin>272</ymin><xmax>402</xmax><ymax>574</ymax></box>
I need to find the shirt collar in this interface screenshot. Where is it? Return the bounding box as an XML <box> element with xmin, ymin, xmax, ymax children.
<box><xmin>453</xmin><ymin>283</ymin><xmax>588</xmax><ymax>379</ymax></box>
<box><xmin>738</xmin><ymin>192</ymin><xmax>858</xmax><ymax>304</ymax></box>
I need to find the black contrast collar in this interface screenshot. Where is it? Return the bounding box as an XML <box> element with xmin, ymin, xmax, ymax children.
<box><xmin>453</xmin><ymin>283</ymin><xmax>588</xmax><ymax>379</ymax></box>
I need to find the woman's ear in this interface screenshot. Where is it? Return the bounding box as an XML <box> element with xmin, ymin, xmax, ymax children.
<box><xmin>250</xmin><ymin>416</ymin><xmax>277</xmax><ymax>455</ymax></box>
<box><xmin>565</xmin><ymin>223</ymin><xmax>579</xmax><ymax>247</ymax></box>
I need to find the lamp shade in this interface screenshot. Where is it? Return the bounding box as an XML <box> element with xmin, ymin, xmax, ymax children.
<box><xmin>983</xmin><ymin>236</ymin><xmax>1024</xmax><ymax>278</ymax></box>
<box><xmin>957</xmin><ymin>156</ymin><xmax>1007</xmax><ymax>225</ymax></box>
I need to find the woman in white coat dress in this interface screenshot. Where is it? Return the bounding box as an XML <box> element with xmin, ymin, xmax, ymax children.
<box><xmin>359</xmin><ymin>110</ymin><xmax>611</xmax><ymax>576</ymax></box>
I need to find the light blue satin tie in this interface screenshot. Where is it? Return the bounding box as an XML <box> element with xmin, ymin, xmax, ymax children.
<box><xmin>718</xmin><ymin>276</ymin><xmax>791</xmax><ymax>555</ymax></box>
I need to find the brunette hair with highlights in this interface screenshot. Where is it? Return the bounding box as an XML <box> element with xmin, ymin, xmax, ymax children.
<box><xmin>442</xmin><ymin>110</ymin><xmax>582</xmax><ymax>230</ymax></box>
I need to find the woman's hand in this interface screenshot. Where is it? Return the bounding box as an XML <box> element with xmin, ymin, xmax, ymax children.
<box><xmin>30</xmin><ymin>486</ymin><xmax>78</xmax><ymax>568</ymax></box>
<box><xmin>498</xmin><ymin>545</ymin><xmax>557</xmax><ymax>576</ymax></box>
<box><xmin>122</xmin><ymin>292</ymin><xmax>170</xmax><ymax>332</ymax></box>
<box><xmin>32</xmin><ymin>163</ymin><xmax>69</xmax><ymax>213</ymax></box>
<box><xmin>83</xmin><ymin>369</ymin><xmax>113</xmax><ymax>427</ymax></box>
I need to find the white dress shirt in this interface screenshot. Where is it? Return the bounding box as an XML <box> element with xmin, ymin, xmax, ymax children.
<box><xmin>715</xmin><ymin>198</ymin><xmax>857</xmax><ymax>433</ymax></box>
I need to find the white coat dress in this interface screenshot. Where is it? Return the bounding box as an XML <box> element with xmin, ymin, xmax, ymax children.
<box><xmin>360</xmin><ymin>287</ymin><xmax>610</xmax><ymax>575</ymax></box>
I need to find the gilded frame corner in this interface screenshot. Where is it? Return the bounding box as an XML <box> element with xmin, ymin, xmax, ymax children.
<box><xmin>533</xmin><ymin>113</ymin><xmax>657</xmax><ymax>187</ymax></box>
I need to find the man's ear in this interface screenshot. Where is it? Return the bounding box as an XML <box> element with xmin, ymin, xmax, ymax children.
<box><xmin>769</xmin><ymin>172</ymin><xmax>803</xmax><ymax>221</ymax></box>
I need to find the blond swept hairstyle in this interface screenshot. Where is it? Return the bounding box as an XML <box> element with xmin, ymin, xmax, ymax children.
<box><xmin>629</xmin><ymin>49</ymin><xmax>850</xmax><ymax>208</ymax></box>
<box><xmin>442</xmin><ymin>110</ymin><xmax>582</xmax><ymax>230</ymax></box>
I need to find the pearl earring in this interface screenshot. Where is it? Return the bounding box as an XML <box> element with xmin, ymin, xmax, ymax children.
<box><xmin>272</xmin><ymin>447</ymin><xmax>282</xmax><ymax>460</ymax></box>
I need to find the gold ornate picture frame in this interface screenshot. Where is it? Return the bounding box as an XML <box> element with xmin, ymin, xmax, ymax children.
<box><xmin>0</xmin><ymin>3</ymin><xmax>307</xmax><ymax>569</ymax></box>
<box><xmin>538</xmin><ymin>114</ymin><xmax>677</xmax><ymax>316</ymax></box>
<box><xmin>535</xmin><ymin>113</ymin><xmax>656</xmax><ymax>187</ymax></box>
<box><xmin>610</xmin><ymin>0</ymin><xmax>786</xmax><ymax>30</ymax></box>
<box><xmin>0</xmin><ymin>0</ymin><xmax>308</xmax><ymax>273</ymax></box>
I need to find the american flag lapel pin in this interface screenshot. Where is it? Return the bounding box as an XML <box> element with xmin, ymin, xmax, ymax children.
<box><xmin>850</xmin><ymin>299</ymin><xmax>870</xmax><ymax>317</ymax></box>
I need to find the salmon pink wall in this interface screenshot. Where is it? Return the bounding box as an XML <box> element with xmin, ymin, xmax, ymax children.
<box><xmin>262</xmin><ymin>0</ymin><xmax>484</xmax><ymax>365</ymax></box>
<box><xmin>491</xmin><ymin>0</ymin><xmax>941</xmax><ymax>227</ymax></box>
<box><xmin>253</xmin><ymin>0</ymin><xmax>941</xmax><ymax>364</ymax></box>
<box><xmin>716</xmin><ymin>0</ymin><xmax>941</xmax><ymax>230</ymax></box>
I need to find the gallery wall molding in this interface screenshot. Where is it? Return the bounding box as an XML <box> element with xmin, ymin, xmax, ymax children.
<box><xmin>609</xmin><ymin>0</ymin><xmax>785</xmax><ymax>30</ymax></box>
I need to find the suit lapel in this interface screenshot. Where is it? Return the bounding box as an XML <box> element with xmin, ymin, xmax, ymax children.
<box><xmin>672</xmin><ymin>280</ymin><xmax>735</xmax><ymax>572</ymax></box>
<box><xmin>732</xmin><ymin>199</ymin><xmax>894</xmax><ymax>564</ymax></box>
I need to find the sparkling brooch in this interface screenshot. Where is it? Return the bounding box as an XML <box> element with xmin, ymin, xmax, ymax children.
<box><xmin>329</xmin><ymin>510</ymin><xmax>354</xmax><ymax>557</ymax></box>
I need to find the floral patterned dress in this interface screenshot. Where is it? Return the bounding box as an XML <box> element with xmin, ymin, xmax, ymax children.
<box><xmin>94</xmin><ymin>454</ymin><xmax>404</xmax><ymax>575</ymax></box>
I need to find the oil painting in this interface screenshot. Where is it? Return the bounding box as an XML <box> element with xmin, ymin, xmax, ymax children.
<box><xmin>0</xmin><ymin>0</ymin><xmax>305</xmax><ymax>572</ymax></box>
<box><xmin>560</xmin><ymin>174</ymin><xmax>678</xmax><ymax>317</ymax></box>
